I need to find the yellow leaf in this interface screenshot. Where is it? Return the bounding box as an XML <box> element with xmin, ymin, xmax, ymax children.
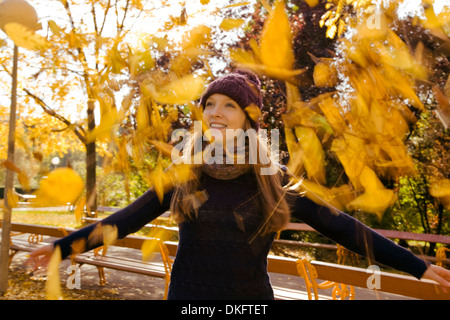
<box><xmin>180</xmin><ymin>25</ymin><xmax>212</xmax><ymax>50</ymax></box>
<box><xmin>304</xmin><ymin>0</ymin><xmax>319</xmax><ymax>7</ymax></box>
<box><xmin>189</xmin><ymin>102</ymin><xmax>210</xmax><ymax>138</ymax></box>
<box><xmin>74</xmin><ymin>197</ymin><xmax>86</xmax><ymax>225</ymax></box>
<box><xmin>347</xmin><ymin>188</ymin><xmax>396</xmax><ymax>219</ymax></box>
<box><xmin>331</xmin><ymin>135</ymin><xmax>366</xmax><ymax>190</ymax></box>
<box><xmin>141</xmin><ymin>228</ymin><xmax>169</xmax><ymax>261</ymax></box>
<box><xmin>87</xmin><ymin>99</ymin><xmax>118</xmax><ymax>143</ymax></box>
<box><xmin>146</xmin><ymin>74</ymin><xmax>205</xmax><ymax>105</ymax></box>
<box><xmin>18</xmin><ymin>172</ymin><xmax>30</xmax><ymax>191</ymax></box>
<box><xmin>285</xmin><ymin>128</ymin><xmax>305</xmax><ymax>177</ymax></box>
<box><xmin>244</xmin><ymin>103</ymin><xmax>261</xmax><ymax>122</ymax></box>
<box><xmin>141</xmin><ymin>238</ymin><xmax>159</xmax><ymax>261</ymax></box>
<box><xmin>318</xmin><ymin>97</ymin><xmax>346</xmax><ymax>135</ymax></box>
<box><xmin>45</xmin><ymin>246</ymin><xmax>63</xmax><ymax>300</ymax></box>
<box><xmin>150</xmin><ymin>140</ymin><xmax>174</xmax><ymax>158</ymax></box>
<box><xmin>290</xmin><ymin>179</ymin><xmax>354</xmax><ymax>212</ymax></box>
<box><xmin>430</xmin><ymin>179</ymin><xmax>450</xmax><ymax>209</ymax></box>
<box><xmin>234</xmin><ymin>62</ymin><xmax>306</xmax><ymax>83</ymax></box>
<box><xmin>294</xmin><ymin>126</ymin><xmax>326</xmax><ymax>185</ymax></box>
<box><xmin>313</xmin><ymin>62</ymin><xmax>337</xmax><ymax>87</ymax></box>
<box><xmin>48</xmin><ymin>20</ymin><xmax>61</xmax><ymax>37</ymax></box>
<box><xmin>4</xmin><ymin>23</ymin><xmax>51</xmax><ymax>51</ymax></box>
<box><xmin>102</xmin><ymin>224</ymin><xmax>118</xmax><ymax>247</ymax></box>
<box><xmin>150</xmin><ymin>158</ymin><xmax>165</xmax><ymax>203</ymax></box>
<box><xmin>219</xmin><ymin>18</ymin><xmax>245</xmax><ymax>31</ymax></box>
<box><xmin>136</xmin><ymin>102</ymin><xmax>150</xmax><ymax>132</ymax></box>
<box><xmin>33</xmin><ymin>168</ymin><xmax>84</xmax><ymax>207</ymax></box>
<box><xmin>260</xmin><ymin>0</ymin><xmax>294</xmax><ymax>70</ymax></box>
<box><xmin>150</xmin><ymin>103</ymin><xmax>166</xmax><ymax>140</ymax></box>
<box><xmin>71</xmin><ymin>238</ymin><xmax>86</xmax><ymax>254</ymax></box>
<box><xmin>1</xmin><ymin>160</ymin><xmax>30</xmax><ymax>191</ymax></box>
<box><xmin>6</xmin><ymin>189</ymin><xmax>19</xmax><ymax>209</ymax></box>
<box><xmin>358</xmin><ymin>166</ymin><xmax>384</xmax><ymax>191</ymax></box>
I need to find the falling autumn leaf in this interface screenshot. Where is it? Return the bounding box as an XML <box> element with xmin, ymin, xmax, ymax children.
<box><xmin>150</xmin><ymin>139</ymin><xmax>175</xmax><ymax>158</ymax></box>
<box><xmin>430</xmin><ymin>179</ymin><xmax>450</xmax><ymax>209</ymax></box>
<box><xmin>32</xmin><ymin>168</ymin><xmax>84</xmax><ymax>207</ymax></box>
<box><xmin>294</xmin><ymin>126</ymin><xmax>326</xmax><ymax>185</ymax></box>
<box><xmin>259</xmin><ymin>0</ymin><xmax>294</xmax><ymax>68</ymax></box>
<box><xmin>347</xmin><ymin>188</ymin><xmax>397</xmax><ymax>219</ymax></box>
<box><xmin>102</xmin><ymin>224</ymin><xmax>118</xmax><ymax>247</ymax></box>
<box><xmin>149</xmin><ymin>158</ymin><xmax>165</xmax><ymax>202</ymax></box>
<box><xmin>45</xmin><ymin>246</ymin><xmax>63</xmax><ymax>300</ymax></box>
<box><xmin>146</xmin><ymin>73</ymin><xmax>205</xmax><ymax>105</ymax></box>
<box><xmin>230</xmin><ymin>0</ymin><xmax>306</xmax><ymax>82</ymax></box>
<box><xmin>1</xmin><ymin>160</ymin><xmax>30</xmax><ymax>191</ymax></box>
<box><xmin>141</xmin><ymin>228</ymin><xmax>169</xmax><ymax>262</ymax></box>
<box><xmin>244</xmin><ymin>103</ymin><xmax>262</xmax><ymax>122</ymax></box>
<box><xmin>313</xmin><ymin>62</ymin><xmax>337</xmax><ymax>88</ymax></box>
<box><xmin>219</xmin><ymin>18</ymin><xmax>245</xmax><ymax>31</ymax></box>
<box><xmin>6</xmin><ymin>189</ymin><xmax>19</xmax><ymax>209</ymax></box>
<box><xmin>74</xmin><ymin>196</ymin><xmax>86</xmax><ymax>225</ymax></box>
<box><xmin>4</xmin><ymin>22</ymin><xmax>51</xmax><ymax>51</ymax></box>
<box><xmin>289</xmin><ymin>178</ymin><xmax>355</xmax><ymax>212</ymax></box>
<box><xmin>304</xmin><ymin>0</ymin><xmax>318</xmax><ymax>7</ymax></box>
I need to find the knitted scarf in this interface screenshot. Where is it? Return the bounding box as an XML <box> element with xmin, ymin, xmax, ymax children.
<box><xmin>201</xmin><ymin>143</ymin><xmax>251</xmax><ymax>180</ymax></box>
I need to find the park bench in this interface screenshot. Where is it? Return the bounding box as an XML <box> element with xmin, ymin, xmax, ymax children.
<box><xmin>2</xmin><ymin>221</ymin><xmax>175</xmax><ymax>299</ymax></box>
<box><xmin>276</xmin><ymin>222</ymin><xmax>450</xmax><ymax>267</ymax></box>
<box><xmin>3</xmin><ymin>221</ymin><xmax>450</xmax><ymax>300</ymax></box>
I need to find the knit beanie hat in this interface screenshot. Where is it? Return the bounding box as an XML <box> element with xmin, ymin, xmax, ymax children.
<box><xmin>199</xmin><ymin>69</ymin><xmax>263</xmax><ymax>130</ymax></box>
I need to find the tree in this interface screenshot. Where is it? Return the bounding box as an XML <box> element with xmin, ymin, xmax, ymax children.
<box><xmin>3</xmin><ymin>0</ymin><xmax>159</xmax><ymax>214</ymax></box>
<box><xmin>229</xmin><ymin>0</ymin><xmax>449</xmax><ymax>234</ymax></box>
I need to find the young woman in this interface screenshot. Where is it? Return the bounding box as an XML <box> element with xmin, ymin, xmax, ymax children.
<box><xmin>30</xmin><ymin>70</ymin><xmax>450</xmax><ymax>300</ymax></box>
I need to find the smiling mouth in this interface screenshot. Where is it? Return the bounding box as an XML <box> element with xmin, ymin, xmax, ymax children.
<box><xmin>210</xmin><ymin>123</ymin><xmax>227</xmax><ymax>129</ymax></box>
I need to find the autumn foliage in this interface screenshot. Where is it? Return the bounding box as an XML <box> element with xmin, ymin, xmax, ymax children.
<box><xmin>1</xmin><ymin>1</ymin><xmax>450</xmax><ymax>298</ymax></box>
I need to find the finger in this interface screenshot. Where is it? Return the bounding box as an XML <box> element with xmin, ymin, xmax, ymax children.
<box><xmin>435</xmin><ymin>268</ymin><xmax>450</xmax><ymax>286</ymax></box>
<box><xmin>429</xmin><ymin>269</ymin><xmax>450</xmax><ymax>293</ymax></box>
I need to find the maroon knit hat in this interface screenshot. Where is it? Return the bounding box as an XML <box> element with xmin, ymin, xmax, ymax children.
<box><xmin>199</xmin><ymin>69</ymin><xmax>263</xmax><ymax>130</ymax></box>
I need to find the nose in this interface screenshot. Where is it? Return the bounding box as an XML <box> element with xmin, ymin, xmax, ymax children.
<box><xmin>208</xmin><ymin>104</ymin><xmax>223</xmax><ymax>118</ymax></box>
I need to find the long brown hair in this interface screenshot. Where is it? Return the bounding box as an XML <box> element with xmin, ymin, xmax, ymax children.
<box><xmin>169</xmin><ymin>118</ymin><xmax>291</xmax><ymax>236</ymax></box>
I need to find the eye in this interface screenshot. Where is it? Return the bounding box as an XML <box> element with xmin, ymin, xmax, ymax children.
<box><xmin>205</xmin><ymin>101</ymin><xmax>214</xmax><ymax>108</ymax></box>
<box><xmin>226</xmin><ymin>102</ymin><xmax>237</xmax><ymax>108</ymax></box>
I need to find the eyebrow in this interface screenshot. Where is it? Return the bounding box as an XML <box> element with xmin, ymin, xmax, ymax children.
<box><xmin>206</xmin><ymin>96</ymin><xmax>238</xmax><ymax>105</ymax></box>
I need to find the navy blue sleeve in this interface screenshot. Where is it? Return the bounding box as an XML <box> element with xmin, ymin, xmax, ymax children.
<box><xmin>54</xmin><ymin>188</ymin><xmax>173</xmax><ymax>259</ymax></box>
<box><xmin>289</xmin><ymin>194</ymin><xmax>429</xmax><ymax>279</ymax></box>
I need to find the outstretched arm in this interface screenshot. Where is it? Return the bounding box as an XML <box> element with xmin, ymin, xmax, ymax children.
<box><xmin>289</xmin><ymin>194</ymin><xmax>429</xmax><ymax>280</ymax></box>
<box><xmin>30</xmin><ymin>187</ymin><xmax>173</xmax><ymax>263</ymax></box>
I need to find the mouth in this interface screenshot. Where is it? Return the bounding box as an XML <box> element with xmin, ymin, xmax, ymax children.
<box><xmin>210</xmin><ymin>122</ymin><xmax>227</xmax><ymax>129</ymax></box>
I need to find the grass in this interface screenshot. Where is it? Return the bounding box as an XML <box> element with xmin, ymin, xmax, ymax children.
<box><xmin>3</xmin><ymin>208</ymin><xmax>109</xmax><ymax>228</ymax></box>
<box><xmin>1</xmin><ymin>207</ymin><xmax>179</xmax><ymax>241</ymax></box>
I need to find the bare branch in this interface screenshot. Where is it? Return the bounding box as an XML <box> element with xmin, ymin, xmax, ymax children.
<box><xmin>23</xmin><ymin>88</ymin><xmax>87</xmax><ymax>145</ymax></box>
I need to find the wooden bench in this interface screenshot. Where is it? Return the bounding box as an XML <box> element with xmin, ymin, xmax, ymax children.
<box><xmin>276</xmin><ymin>222</ymin><xmax>450</xmax><ymax>266</ymax></box>
<box><xmin>3</xmin><ymin>221</ymin><xmax>450</xmax><ymax>300</ymax></box>
<box><xmin>3</xmin><ymin>221</ymin><xmax>175</xmax><ymax>299</ymax></box>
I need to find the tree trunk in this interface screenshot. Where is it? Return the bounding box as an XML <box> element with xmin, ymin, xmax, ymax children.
<box><xmin>0</xmin><ymin>45</ymin><xmax>19</xmax><ymax>295</ymax></box>
<box><xmin>86</xmin><ymin>99</ymin><xmax>97</xmax><ymax>216</ymax></box>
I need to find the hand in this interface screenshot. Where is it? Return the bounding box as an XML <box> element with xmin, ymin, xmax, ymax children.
<box><xmin>422</xmin><ymin>264</ymin><xmax>450</xmax><ymax>293</ymax></box>
<box><xmin>27</xmin><ymin>244</ymin><xmax>54</xmax><ymax>272</ymax></box>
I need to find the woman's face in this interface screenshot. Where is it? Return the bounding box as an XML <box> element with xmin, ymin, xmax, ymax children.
<box><xmin>203</xmin><ymin>93</ymin><xmax>247</xmax><ymax>143</ymax></box>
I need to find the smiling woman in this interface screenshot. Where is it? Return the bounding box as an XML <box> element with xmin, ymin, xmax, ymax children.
<box><xmin>29</xmin><ymin>67</ymin><xmax>450</xmax><ymax>300</ymax></box>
